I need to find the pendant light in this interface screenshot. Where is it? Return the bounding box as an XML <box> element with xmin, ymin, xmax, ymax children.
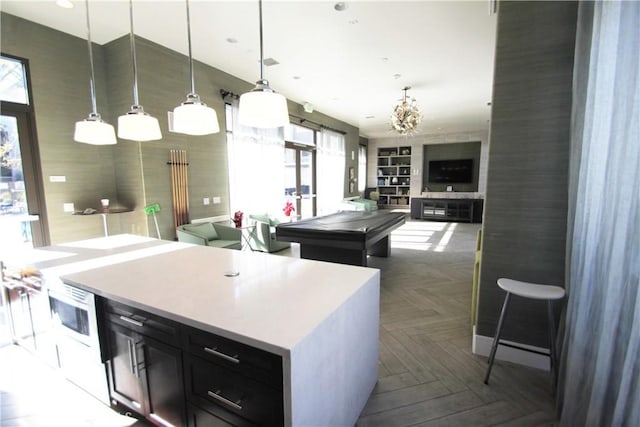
<box><xmin>118</xmin><ymin>0</ymin><xmax>162</xmax><ymax>141</ymax></box>
<box><xmin>169</xmin><ymin>0</ymin><xmax>219</xmax><ymax>135</ymax></box>
<box><xmin>74</xmin><ymin>0</ymin><xmax>117</xmax><ymax>145</ymax></box>
<box><xmin>238</xmin><ymin>0</ymin><xmax>289</xmax><ymax>128</ymax></box>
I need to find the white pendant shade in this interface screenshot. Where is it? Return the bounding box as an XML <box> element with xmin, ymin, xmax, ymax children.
<box><xmin>118</xmin><ymin>111</ymin><xmax>162</xmax><ymax>141</ymax></box>
<box><xmin>238</xmin><ymin>90</ymin><xmax>289</xmax><ymax>128</ymax></box>
<box><xmin>74</xmin><ymin>119</ymin><xmax>117</xmax><ymax>145</ymax></box>
<box><xmin>171</xmin><ymin>102</ymin><xmax>220</xmax><ymax>135</ymax></box>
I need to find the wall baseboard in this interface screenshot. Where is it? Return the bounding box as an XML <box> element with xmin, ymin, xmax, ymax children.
<box><xmin>472</xmin><ymin>327</ymin><xmax>550</xmax><ymax>371</ymax></box>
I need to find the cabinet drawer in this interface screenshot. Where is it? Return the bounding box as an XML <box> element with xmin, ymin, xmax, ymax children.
<box><xmin>184</xmin><ymin>327</ymin><xmax>282</xmax><ymax>389</ymax></box>
<box><xmin>186</xmin><ymin>356</ymin><xmax>283</xmax><ymax>426</ymax></box>
<box><xmin>187</xmin><ymin>402</ymin><xmax>255</xmax><ymax>427</ymax></box>
<box><xmin>104</xmin><ymin>299</ymin><xmax>181</xmax><ymax>346</ymax></box>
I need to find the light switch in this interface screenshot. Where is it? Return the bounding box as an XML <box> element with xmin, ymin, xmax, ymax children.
<box><xmin>63</xmin><ymin>203</ymin><xmax>74</xmax><ymax>212</ymax></box>
<box><xmin>50</xmin><ymin>175</ymin><xmax>66</xmax><ymax>182</ymax></box>
<box><xmin>203</xmin><ymin>197</ymin><xmax>210</xmax><ymax>205</ymax></box>
<box><xmin>212</xmin><ymin>197</ymin><xmax>221</xmax><ymax>204</ymax></box>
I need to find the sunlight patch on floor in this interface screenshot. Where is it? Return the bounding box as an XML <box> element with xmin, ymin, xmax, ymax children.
<box><xmin>391</xmin><ymin>221</ymin><xmax>455</xmax><ymax>252</ymax></box>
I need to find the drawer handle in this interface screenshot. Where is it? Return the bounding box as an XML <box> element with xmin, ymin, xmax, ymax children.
<box><xmin>203</xmin><ymin>346</ymin><xmax>240</xmax><ymax>364</ymax></box>
<box><xmin>120</xmin><ymin>315</ymin><xmax>144</xmax><ymax>327</ymax></box>
<box><xmin>207</xmin><ymin>390</ymin><xmax>243</xmax><ymax>411</ymax></box>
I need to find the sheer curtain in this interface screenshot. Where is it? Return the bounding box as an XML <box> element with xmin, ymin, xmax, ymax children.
<box><xmin>226</xmin><ymin>102</ymin><xmax>285</xmax><ymax>218</ymax></box>
<box><xmin>358</xmin><ymin>144</ymin><xmax>367</xmax><ymax>193</ymax></box>
<box><xmin>559</xmin><ymin>2</ymin><xmax>639</xmax><ymax>425</ymax></box>
<box><xmin>316</xmin><ymin>129</ymin><xmax>345</xmax><ymax>215</ymax></box>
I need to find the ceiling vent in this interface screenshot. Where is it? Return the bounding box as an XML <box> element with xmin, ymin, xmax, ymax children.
<box><xmin>262</xmin><ymin>58</ymin><xmax>279</xmax><ymax>67</ymax></box>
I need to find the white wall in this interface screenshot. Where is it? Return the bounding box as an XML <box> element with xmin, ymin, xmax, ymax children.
<box><xmin>368</xmin><ymin>130</ymin><xmax>490</xmax><ymax>198</ymax></box>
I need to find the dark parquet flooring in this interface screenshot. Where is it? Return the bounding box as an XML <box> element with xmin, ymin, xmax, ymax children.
<box><xmin>0</xmin><ymin>218</ymin><xmax>557</xmax><ymax>426</ymax></box>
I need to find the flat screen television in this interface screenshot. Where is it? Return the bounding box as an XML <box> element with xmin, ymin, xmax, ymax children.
<box><xmin>428</xmin><ymin>159</ymin><xmax>473</xmax><ymax>183</ymax></box>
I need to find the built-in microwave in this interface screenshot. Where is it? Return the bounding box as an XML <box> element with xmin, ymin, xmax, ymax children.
<box><xmin>48</xmin><ymin>281</ymin><xmax>109</xmax><ymax>404</ymax></box>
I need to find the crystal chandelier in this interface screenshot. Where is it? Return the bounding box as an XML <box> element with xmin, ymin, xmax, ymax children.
<box><xmin>390</xmin><ymin>86</ymin><xmax>421</xmax><ymax>135</ymax></box>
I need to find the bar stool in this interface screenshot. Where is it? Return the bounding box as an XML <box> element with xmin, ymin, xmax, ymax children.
<box><xmin>484</xmin><ymin>278</ymin><xmax>565</xmax><ymax>387</ymax></box>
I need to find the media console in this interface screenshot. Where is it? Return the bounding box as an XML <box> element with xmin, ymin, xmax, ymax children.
<box><xmin>411</xmin><ymin>198</ymin><xmax>484</xmax><ymax>223</ymax></box>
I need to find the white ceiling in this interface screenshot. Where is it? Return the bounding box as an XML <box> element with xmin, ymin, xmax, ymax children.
<box><xmin>1</xmin><ymin>0</ymin><xmax>497</xmax><ymax>138</ymax></box>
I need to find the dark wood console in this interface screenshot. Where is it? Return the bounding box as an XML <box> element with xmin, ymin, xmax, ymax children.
<box><xmin>411</xmin><ymin>198</ymin><xmax>484</xmax><ymax>223</ymax></box>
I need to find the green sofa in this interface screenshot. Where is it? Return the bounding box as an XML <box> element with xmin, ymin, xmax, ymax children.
<box><xmin>176</xmin><ymin>222</ymin><xmax>242</xmax><ymax>250</ymax></box>
<box><xmin>248</xmin><ymin>214</ymin><xmax>291</xmax><ymax>253</ymax></box>
<box><xmin>340</xmin><ymin>198</ymin><xmax>379</xmax><ymax>211</ymax></box>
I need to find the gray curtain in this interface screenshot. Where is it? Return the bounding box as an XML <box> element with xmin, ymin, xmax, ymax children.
<box><xmin>559</xmin><ymin>1</ymin><xmax>639</xmax><ymax>426</ymax></box>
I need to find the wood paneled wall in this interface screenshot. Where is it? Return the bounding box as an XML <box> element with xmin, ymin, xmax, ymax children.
<box><xmin>477</xmin><ymin>1</ymin><xmax>578</xmax><ymax>347</ymax></box>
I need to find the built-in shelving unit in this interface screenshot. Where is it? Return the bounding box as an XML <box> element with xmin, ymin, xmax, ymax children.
<box><xmin>377</xmin><ymin>146</ymin><xmax>411</xmax><ymax>207</ymax></box>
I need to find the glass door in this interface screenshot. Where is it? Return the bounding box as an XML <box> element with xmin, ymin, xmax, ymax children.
<box><xmin>0</xmin><ymin>112</ymin><xmax>46</xmax><ymax>250</ymax></box>
<box><xmin>1</xmin><ymin>55</ymin><xmax>48</xmax><ymax>250</ymax></box>
<box><xmin>284</xmin><ymin>145</ymin><xmax>316</xmax><ymax>219</ymax></box>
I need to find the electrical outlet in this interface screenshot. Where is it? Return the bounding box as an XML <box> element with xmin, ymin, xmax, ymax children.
<box><xmin>63</xmin><ymin>203</ymin><xmax>74</xmax><ymax>212</ymax></box>
<box><xmin>203</xmin><ymin>197</ymin><xmax>210</xmax><ymax>205</ymax></box>
<box><xmin>212</xmin><ymin>197</ymin><xmax>221</xmax><ymax>204</ymax></box>
<box><xmin>49</xmin><ymin>175</ymin><xmax>66</xmax><ymax>182</ymax></box>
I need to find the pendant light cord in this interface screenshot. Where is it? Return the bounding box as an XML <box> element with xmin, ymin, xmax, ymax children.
<box><xmin>259</xmin><ymin>0</ymin><xmax>265</xmax><ymax>81</ymax></box>
<box><xmin>84</xmin><ymin>0</ymin><xmax>97</xmax><ymax>115</ymax></box>
<box><xmin>185</xmin><ymin>0</ymin><xmax>196</xmax><ymax>95</ymax></box>
<box><xmin>129</xmin><ymin>0</ymin><xmax>140</xmax><ymax>106</ymax></box>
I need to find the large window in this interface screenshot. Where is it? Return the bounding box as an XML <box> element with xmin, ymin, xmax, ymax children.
<box><xmin>358</xmin><ymin>144</ymin><xmax>367</xmax><ymax>193</ymax></box>
<box><xmin>0</xmin><ymin>54</ymin><xmax>47</xmax><ymax>248</ymax></box>
<box><xmin>316</xmin><ymin>129</ymin><xmax>345</xmax><ymax>215</ymax></box>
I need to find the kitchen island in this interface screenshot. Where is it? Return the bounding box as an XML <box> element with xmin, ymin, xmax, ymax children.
<box><xmin>61</xmin><ymin>242</ymin><xmax>380</xmax><ymax>426</ymax></box>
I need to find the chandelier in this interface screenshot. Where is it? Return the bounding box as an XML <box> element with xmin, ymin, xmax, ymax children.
<box><xmin>390</xmin><ymin>86</ymin><xmax>421</xmax><ymax>135</ymax></box>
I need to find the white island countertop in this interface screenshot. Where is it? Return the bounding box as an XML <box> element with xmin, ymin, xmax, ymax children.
<box><xmin>61</xmin><ymin>244</ymin><xmax>380</xmax><ymax>356</ymax></box>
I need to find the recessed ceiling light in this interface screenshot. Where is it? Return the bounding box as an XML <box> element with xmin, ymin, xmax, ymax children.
<box><xmin>393</xmin><ymin>73</ymin><xmax>402</xmax><ymax>79</ymax></box>
<box><xmin>381</xmin><ymin>57</ymin><xmax>389</xmax><ymax>62</ymax></box>
<box><xmin>334</xmin><ymin>2</ymin><xmax>348</xmax><ymax>12</ymax></box>
<box><xmin>348</xmin><ymin>19</ymin><xmax>359</xmax><ymax>25</ymax></box>
<box><xmin>365</xmin><ymin>115</ymin><xmax>375</xmax><ymax>119</ymax></box>
<box><xmin>226</xmin><ymin>37</ymin><xmax>238</xmax><ymax>44</ymax></box>
<box><xmin>56</xmin><ymin>0</ymin><xmax>74</xmax><ymax>9</ymax></box>
<box><xmin>292</xmin><ymin>76</ymin><xmax>302</xmax><ymax>80</ymax></box>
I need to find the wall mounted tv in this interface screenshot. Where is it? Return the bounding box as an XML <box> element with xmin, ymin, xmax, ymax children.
<box><xmin>428</xmin><ymin>159</ymin><xmax>474</xmax><ymax>183</ymax></box>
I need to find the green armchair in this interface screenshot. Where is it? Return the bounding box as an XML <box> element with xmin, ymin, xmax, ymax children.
<box><xmin>176</xmin><ymin>222</ymin><xmax>241</xmax><ymax>250</ymax></box>
<box><xmin>248</xmin><ymin>214</ymin><xmax>291</xmax><ymax>253</ymax></box>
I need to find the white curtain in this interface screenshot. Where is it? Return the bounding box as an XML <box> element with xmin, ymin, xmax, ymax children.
<box><xmin>226</xmin><ymin>102</ymin><xmax>285</xmax><ymax>218</ymax></box>
<box><xmin>358</xmin><ymin>144</ymin><xmax>367</xmax><ymax>193</ymax></box>
<box><xmin>559</xmin><ymin>2</ymin><xmax>639</xmax><ymax>425</ymax></box>
<box><xmin>316</xmin><ymin>129</ymin><xmax>345</xmax><ymax>215</ymax></box>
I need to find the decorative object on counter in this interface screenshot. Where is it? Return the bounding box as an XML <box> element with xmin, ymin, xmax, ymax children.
<box><xmin>238</xmin><ymin>0</ymin><xmax>289</xmax><ymax>128</ymax></box>
<box><xmin>74</xmin><ymin>0</ymin><xmax>117</xmax><ymax>145</ymax></box>
<box><xmin>233</xmin><ymin>210</ymin><xmax>244</xmax><ymax>228</ymax></box>
<box><xmin>390</xmin><ymin>86</ymin><xmax>421</xmax><ymax>135</ymax></box>
<box><xmin>168</xmin><ymin>149</ymin><xmax>190</xmax><ymax>228</ymax></box>
<box><xmin>169</xmin><ymin>0</ymin><xmax>219</xmax><ymax>136</ymax></box>
<box><xmin>100</xmin><ymin>198</ymin><xmax>109</xmax><ymax>212</ymax></box>
<box><xmin>283</xmin><ymin>201</ymin><xmax>295</xmax><ymax>217</ymax></box>
<box><xmin>144</xmin><ymin>203</ymin><xmax>161</xmax><ymax>239</ymax></box>
<box><xmin>117</xmin><ymin>0</ymin><xmax>162</xmax><ymax>141</ymax></box>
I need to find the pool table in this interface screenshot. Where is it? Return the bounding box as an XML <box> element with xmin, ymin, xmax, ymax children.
<box><xmin>276</xmin><ymin>210</ymin><xmax>406</xmax><ymax>266</ymax></box>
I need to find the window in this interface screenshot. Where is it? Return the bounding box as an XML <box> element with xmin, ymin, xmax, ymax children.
<box><xmin>0</xmin><ymin>56</ymin><xmax>29</xmax><ymax>104</ymax></box>
<box><xmin>358</xmin><ymin>144</ymin><xmax>367</xmax><ymax>193</ymax></box>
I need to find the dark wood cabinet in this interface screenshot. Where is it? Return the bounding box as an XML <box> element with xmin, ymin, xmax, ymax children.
<box><xmin>99</xmin><ymin>298</ymin><xmax>284</xmax><ymax>427</ymax></box>
<box><xmin>183</xmin><ymin>326</ymin><xmax>283</xmax><ymax>427</ymax></box>
<box><xmin>103</xmin><ymin>303</ymin><xmax>185</xmax><ymax>427</ymax></box>
<box><xmin>410</xmin><ymin>198</ymin><xmax>483</xmax><ymax>223</ymax></box>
